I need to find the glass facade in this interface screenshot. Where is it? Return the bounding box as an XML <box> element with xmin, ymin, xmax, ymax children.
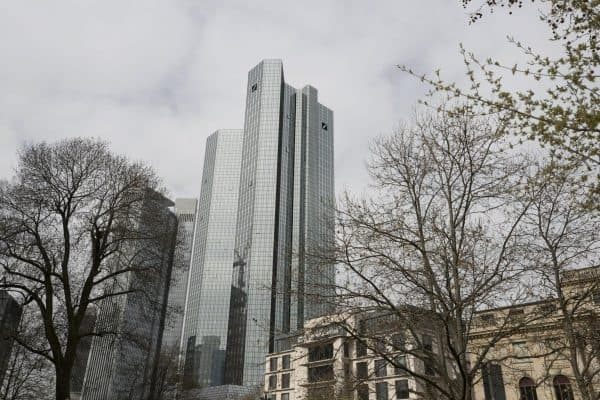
<box><xmin>181</xmin><ymin>60</ymin><xmax>334</xmax><ymax>388</ymax></box>
<box><xmin>224</xmin><ymin>59</ymin><xmax>335</xmax><ymax>386</ymax></box>
<box><xmin>0</xmin><ymin>291</ymin><xmax>22</xmax><ymax>386</ymax></box>
<box><xmin>161</xmin><ymin>198</ymin><xmax>197</xmax><ymax>354</ymax></box>
<box><xmin>82</xmin><ymin>192</ymin><xmax>178</xmax><ymax>400</ymax></box>
<box><xmin>181</xmin><ymin>130</ymin><xmax>244</xmax><ymax>388</ymax></box>
<box><xmin>296</xmin><ymin>86</ymin><xmax>335</xmax><ymax>323</ymax></box>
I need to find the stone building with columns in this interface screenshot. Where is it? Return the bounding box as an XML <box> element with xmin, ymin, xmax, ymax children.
<box><xmin>471</xmin><ymin>266</ymin><xmax>600</xmax><ymax>400</ymax></box>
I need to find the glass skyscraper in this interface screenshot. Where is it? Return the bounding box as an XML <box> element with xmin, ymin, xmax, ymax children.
<box><xmin>162</xmin><ymin>198</ymin><xmax>197</xmax><ymax>355</ymax></box>
<box><xmin>82</xmin><ymin>191</ymin><xmax>178</xmax><ymax>400</ymax></box>
<box><xmin>183</xmin><ymin>59</ymin><xmax>334</xmax><ymax>388</ymax></box>
<box><xmin>182</xmin><ymin>129</ymin><xmax>244</xmax><ymax>389</ymax></box>
<box><xmin>0</xmin><ymin>291</ymin><xmax>22</xmax><ymax>388</ymax></box>
<box><xmin>225</xmin><ymin>59</ymin><xmax>335</xmax><ymax>386</ymax></box>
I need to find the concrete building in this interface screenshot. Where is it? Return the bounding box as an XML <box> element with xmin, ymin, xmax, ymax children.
<box><xmin>264</xmin><ymin>266</ymin><xmax>600</xmax><ymax>400</ymax></box>
<box><xmin>81</xmin><ymin>190</ymin><xmax>178</xmax><ymax>400</ymax></box>
<box><xmin>263</xmin><ymin>311</ymin><xmax>441</xmax><ymax>400</ymax></box>
<box><xmin>0</xmin><ymin>291</ymin><xmax>22</xmax><ymax>387</ymax></box>
<box><xmin>181</xmin><ymin>59</ymin><xmax>335</xmax><ymax>389</ymax></box>
<box><xmin>471</xmin><ymin>266</ymin><xmax>600</xmax><ymax>400</ymax></box>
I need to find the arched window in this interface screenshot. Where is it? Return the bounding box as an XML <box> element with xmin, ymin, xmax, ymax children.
<box><xmin>553</xmin><ymin>375</ymin><xmax>574</xmax><ymax>400</ymax></box>
<box><xmin>519</xmin><ymin>377</ymin><xmax>538</xmax><ymax>400</ymax></box>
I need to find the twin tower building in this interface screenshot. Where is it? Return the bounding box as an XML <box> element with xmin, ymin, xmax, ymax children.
<box><xmin>181</xmin><ymin>59</ymin><xmax>335</xmax><ymax>388</ymax></box>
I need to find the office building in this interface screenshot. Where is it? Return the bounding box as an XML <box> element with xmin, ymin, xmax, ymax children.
<box><xmin>70</xmin><ymin>308</ymin><xmax>97</xmax><ymax>400</ymax></box>
<box><xmin>162</xmin><ymin>198</ymin><xmax>198</xmax><ymax>356</ymax></box>
<box><xmin>182</xmin><ymin>130</ymin><xmax>244</xmax><ymax>389</ymax></box>
<box><xmin>181</xmin><ymin>59</ymin><xmax>335</xmax><ymax>389</ymax></box>
<box><xmin>0</xmin><ymin>291</ymin><xmax>22</xmax><ymax>387</ymax></box>
<box><xmin>225</xmin><ymin>59</ymin><xmax>335</xmax><ymax>386</ymax></box>
<box><xmin>81</xmin><ymin>190</ymin><xmax>178</xmax><ymax>400</ymax></box>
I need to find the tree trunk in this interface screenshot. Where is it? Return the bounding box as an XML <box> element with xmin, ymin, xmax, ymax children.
<box><xmin>55</xmin><ymin>367</ymin><xmax>71</xmax><ymax>400</ymax></box>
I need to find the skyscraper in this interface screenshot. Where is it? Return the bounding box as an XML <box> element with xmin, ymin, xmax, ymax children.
<box><xmin>224</xmin><ymin>59</ymin><xmax>335</xmax><ymax>386</ymax></box>
<box><xmin>181</xmin><ymin>130</ymin><xmax>244</xmax><ymax>389</ymax></box>
<box><xmin>70</xmin><ymin>308</ymin><xmax>97</xmax><ymax>400</ymax></box>
<box><xmin>162</xmin><ymin>198</ymin><xmax>197</xmax><ymax>356</ymax></box>
<box><xmin>0</xmin><ymin>291</ymin><xmax>22</xmax><ymax>387</ymax></box>
<box><xmin>181</xmin><ymin>59</ymin><xmax>334</xmax><ymax>389</ymax></box>
<box><xmin>81</xmin><ymin>190</ymin><xmax>177</xmax><ymax>400</ymax></box>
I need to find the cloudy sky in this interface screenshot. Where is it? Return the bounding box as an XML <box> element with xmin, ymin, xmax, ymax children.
<box><xmin>0</xmin><ymin>0</ymin><xmax>553</xmax><ymax>199</ymax></box>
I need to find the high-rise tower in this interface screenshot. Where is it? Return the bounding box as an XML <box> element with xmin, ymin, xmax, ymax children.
<box><xmin>162</xmin><ymin>198</ymin><xmax>197</xmax><ymax>355</ymax></box>
<box><xmin>224</xmin><ymin>59</ymin><xmax>335</xmax><ymax>386</ymax></box>
<box><xmin>81</xmin><ymin>191</ymin><xmax>177</xmax><ymax>400</ymax></box>
<box><xmin>181</xmin><ymin>130</ymin><xmax>244</xmax><ymax>388</ymax></box>
<box><xmin>0</xmin><ymin>291</ymin><xmax>22</xmax><ymax>387</ymax></box>
<box><xmin>182</xmin><ymin>60</ymin><xmax>334</xmax><ymax>389</ymax></box>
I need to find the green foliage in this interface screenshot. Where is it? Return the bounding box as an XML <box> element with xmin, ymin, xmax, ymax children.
<box><xmin>400</xmin><ymin>0</ymin><xmax>599</xmax><ymax>181</ymax></box>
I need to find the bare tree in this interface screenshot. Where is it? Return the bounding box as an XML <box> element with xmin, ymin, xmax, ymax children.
<box><xmin>519</xmin><ymin>161</ymin><xmax>600</xmax><ymax>400</ymax></box>
<box><xmin>330</xmin><ymin>107</ymin><xmax>541</xmax><ymax>400</ymax></box>
<box><xmin>0</xmin><ymin>138</ymin><xmax>172</xmax><ymax>400</ymax></box>
<box><xmin>0</xmin><ymin>344</ymin><xmax>52</xmax><ymax>400</ymax></box>
<box><xmin>0</xmin><ymin>309</ymin><xmax>53</xmax><ymax>400</ymax></box>
<box><xmin>150</xmin><ymin>345</ymin><xmax>183</xmax><ymax>400</ymax></box>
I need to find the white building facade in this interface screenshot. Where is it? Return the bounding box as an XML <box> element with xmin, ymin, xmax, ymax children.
<box><xmin>264</xmin><ymin>313</ymin><xmax>438</xmax><ymax>400</ymax></box>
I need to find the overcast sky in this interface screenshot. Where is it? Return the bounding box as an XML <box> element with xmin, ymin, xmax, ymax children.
<box><xmin>0</xmin><ymin>0</ymin><xmax>553</xmax><ymax>199</ymax></box>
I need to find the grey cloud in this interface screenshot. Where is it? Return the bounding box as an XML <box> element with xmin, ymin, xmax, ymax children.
<box><xmin>0</xmin><ymin>0</ymin><xmax>553</xmax><ymax>199</ymax></box>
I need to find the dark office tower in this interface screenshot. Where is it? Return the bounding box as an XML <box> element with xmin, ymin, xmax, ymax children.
<box><xmin>181</xmin><ymin>130</ymin><xmax>244</xmax><ymax>389</ymax></box>
<box><xmin>0</xmin><ymin>291</ymin><xmax>22</xmax><ymax>387</ymax></box>
<box><xmin>162</xmin><ymin>198</ymin><xmax>197</xmax><ymax>357</ymax></box>
<box><xmin>81</xmin><ymin>190</ymin><xmax>177</xmax><ymax>400</ymax></box>
<box><xmin>70</xmin><ymin>308</ymin><xmax>97</xmax><ymax>399</ymax></box>
<box><xmin>224</xmin><ymin>59</ymin><xmax>335</xmax><ymax>386</ymax></box>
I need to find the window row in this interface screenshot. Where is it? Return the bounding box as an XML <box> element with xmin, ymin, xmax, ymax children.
<box><xmin>519</xmin><ymin>375</ymin><xmax>574</xmax><ymax>400</ymax></box>
<box><xmin>267</xmin><ymin>373</ymin><xmax>291</xmax><ymax>390</ymax></box>
<box><xmin>354</xmin><ymin>334</ymin><xmax>430</xmax><ymax>358</ymax></box>
<box><xmin>482</xmin><ymin>363</ymin><xmax>575</xmax><ymax>400</ymax></box>
<box><xmin>357</xmin><ymin>380</ymin><xmax>410</xmax><ymax>400</ymax></box>
<box><xmin>266</xmin><ymin>393</ymin><xmax>289</xmax><ymax>400</ymax></box>
<box><xmin>356</xmin><ymin>356</ymin><xmax>408</xmax><ymax>380</ymax></box>
<box><xmin>268</xmin><ymin>354</ymin><xmax>291</xmax><ymax>371</ymax></box>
